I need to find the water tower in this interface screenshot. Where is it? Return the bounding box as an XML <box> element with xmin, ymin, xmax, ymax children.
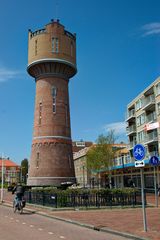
<box><xmin>27</xmin><ymin>19</ymin><xmax>77</xmax><ymax>186</ymax></box>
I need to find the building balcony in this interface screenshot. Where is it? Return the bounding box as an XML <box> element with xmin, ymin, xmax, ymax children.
<box><xmin>126</xmin><ymin>125</ymin><xmax>136</xmax><ymax>136</ymax></box>
<box><xmin>126</xmin><ymin>109</ymin><xmax>135</xmax><ymax>121</ymax></box>
<box><xmin>145</xmin><ymin>112</ymin><xmax>156</xmax><ymax>123</ymax></box>
<box><xmin>144</xmin><ymin>131</ymin><xmax>158</xmax><ymax>145</ymax></box>
<box><xmin>128</xmin><ymin>141</ymin><xmax>137</xmax><ymax>150</ymax></box>
<box><xmin>142</xmin><ymin>95</ymin><xmax>155</xmax><ymax>111</ymax></box>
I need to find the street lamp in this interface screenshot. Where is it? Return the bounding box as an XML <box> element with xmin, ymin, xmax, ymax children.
<box><xmin>1</xmin><ymin>153</ymin><xmax>4</xmax><ymax>203</ymax></box>
<box><xmin>82</xmin><ymin>165</ymin><xmax>85</xmax><ymax>188</ymax></box>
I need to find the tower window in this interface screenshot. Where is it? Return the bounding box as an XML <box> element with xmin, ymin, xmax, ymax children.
<box><xmin>68</xmin><ymin>155</ymin><xmax>71</xmax><ymax>168</ymax></box>
<box><xmin>52</xmin><ymin>87</ymin><xmax>57</xmax><ymax>97</ymax></box>
<box><xmin>52</xmin><ymin>87</ymin><xmax>57</xmax><ymax>113</ymax></box>
<box><xmin>52</xmin><ymin>37</ymin><xmax>59</xmax><ymax>53</ymax></box>
<box><xmin>37</xmin><ymin>152</ymin><xmax>39</xmax><ymax>159</ymax></box>
<box><xmin>35</xmin><ymin>40</ymin><xmax>38</xmax><ymax>55</ymax></box>
<box><xmin>39</xmin><ymin>102</ymin><xmax>42</xmax><ymax>125</ymax></box>
<box><xmin>36</xmin><ymin>152</ymin><xmax>39</xmax><ymax>169</ymax></box>
<box><xmin>71</xmin><ymin>42</ymin><xmax>73</xmax><ymax>57</ymax></box>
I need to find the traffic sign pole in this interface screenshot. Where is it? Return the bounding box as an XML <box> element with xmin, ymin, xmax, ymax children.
<box><xmin>140</xmin><ymin>168</ymin><xmax>147</xmax><ymax>232</ymax></box>
<box><xmin>149</xmin><ymin>156</ymin><xmax>159</xmax><ymax>208</ymax></box>
<box><xmin>133</xmin><ymin>144</ymin><xmax>147</xmax><ymax>232</ymax></box>
<box><xmin>154</xmin><ymin>166</ymin><xmax>158</xmax><ymax>208</ymax></box>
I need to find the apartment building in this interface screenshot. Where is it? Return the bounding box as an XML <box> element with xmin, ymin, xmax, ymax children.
<box><xmin>73</xmin><ymin>143</ymin><xmax>130</xmax><ymax>188</ymax></box>
<box><xmin>126</xmin><ymin>77</ymin><xmax>160</xmax><ymax>188</ymax></box>
<box><xmin>73</xmin><ymin>147</ymin><xmax>90</xmax><ymax>187</ymax></box>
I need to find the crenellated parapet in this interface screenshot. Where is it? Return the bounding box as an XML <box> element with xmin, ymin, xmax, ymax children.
<box><xmin>28</xmin><ymin>19</ymin><xmax>77</xmax><ymax>80</ymax></box>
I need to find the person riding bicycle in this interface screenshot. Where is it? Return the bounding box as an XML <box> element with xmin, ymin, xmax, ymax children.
<box><xmin>12</xmin><ymin>183</ymin><xmax>25</xmax><ymax>207</ymax></box>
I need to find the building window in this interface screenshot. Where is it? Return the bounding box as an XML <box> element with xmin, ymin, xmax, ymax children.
<box><xmin>137</xmin><ymin>113</ymin><xmax>145</xmax><ymax>126</ymax></box>
<box><xmin>39</xmin><ymin>102</ymin><xmax>42</xmax><ymax>125</ymax></box>
<box><xmin>137</xmin><ymin>130</ymin><xmax>145</xmax><ymax>142</ymax></box>
<box><xmin>157</xmin><ymin>102</ymin><xmax>160</xmax><ymax>115</ymax></box>
<box><xmin>35</xmin><ymin>40</ymin><xmax>38</xmax><ymax>55</ymax></box>
<box><xmin>52</xmin><ymin>87</ymin><xmax>57</xmax><ymax>113</ymax></box>
<box><xmin>135</xmin><ymin>98</ymin><xmax>142</xmax><ymax>111</ymax></box>
<box><xmin>52</xmin><ymin>38</ymin><xmax>59</xmax><ymax>53</ymax></box>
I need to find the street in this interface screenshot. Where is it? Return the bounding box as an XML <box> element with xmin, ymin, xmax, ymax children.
<box><xmin>0</xmin><ymin>205</ymin><xmax>127</xmax><ymax>240</ymax></box>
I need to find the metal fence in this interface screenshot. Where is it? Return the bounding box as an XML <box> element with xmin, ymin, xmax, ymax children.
<box><xmin>24</xmin><ymin>191</ymin><xmax>145</xmax><ymax>208</ymax></box>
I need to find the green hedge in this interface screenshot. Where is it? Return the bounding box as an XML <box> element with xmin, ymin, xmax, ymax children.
<box><xmin>30</xmin><ymin>187</ymin><xmax>137</xmax><ymax>195</ymax></box>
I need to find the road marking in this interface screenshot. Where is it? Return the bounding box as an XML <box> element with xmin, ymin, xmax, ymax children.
<box><xmin>30</xmin><ymin>225</ymin><xmax>34</xmax><ymax>228</ymax></box>
<box><xmin>10</xmin><ymin>217</ymin><xmax>14</xmax><ymax>220</ymax></box>
<box><xmin>22</xmin><ymin>222</ymin><xmax>26</xmax><ymax>225</ymax></box>
<box><xmin>60</xmin><ymin>236</ymin><xmax>65</xmax><ymax>239</ymax></box>
<box><xmin>48</xmin><ymin>232</ymin><xmax>54</xmax><ymax>235</ymax></box>
<box><xmin>16</xmin><ymin>220</ymin><xmax>20</xmax><ymax>222</ymax></box>
<box><xmin>38</xmin><ymin>228</ymin><xmax>43</xmax><ymax>231</ymax></box>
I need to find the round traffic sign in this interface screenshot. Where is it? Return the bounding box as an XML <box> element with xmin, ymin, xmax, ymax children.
<box><xmin>149</xmin><ymin>156</ymin><xmax>159</xmax><ymax>166</ymax></box>
<box><xmin>133</xmin><ymin>144</ymin><xmax>146</xmax><ymax>161</ymax></box>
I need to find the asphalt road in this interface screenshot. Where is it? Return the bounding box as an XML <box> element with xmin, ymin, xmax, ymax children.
<box><xmin>0</xmin><ymin>205</ymin><xmax>128</xmax><ymax>240</ymax></box>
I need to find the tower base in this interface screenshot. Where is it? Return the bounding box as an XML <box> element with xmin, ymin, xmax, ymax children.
<box><xmin>27</xmin><ymin>176</ymin><xmax>76</xmax><ymax>187</ymax></box>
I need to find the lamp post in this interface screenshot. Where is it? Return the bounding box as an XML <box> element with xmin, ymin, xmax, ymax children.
<box><xmin>20</xmin><ymin>166</ymin><xmax>26</xmax><ymax>183</ymax></box>
<box><xmin>82</xmin><ymin>165</ymin><xmax>85</xmax><ymax>188</ymax></box>
<box><xmin>1</xmin><ymin>154</ymin><xmax>4</xmax><ymax>203</ymax></box>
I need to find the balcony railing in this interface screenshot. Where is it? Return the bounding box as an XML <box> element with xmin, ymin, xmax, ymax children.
<box><xmin>126</xmin><ymin>125</ymin><xmax>136</xmax><ymax>135</ymax></box>
<box><xmin>145</xmin><ymin>112</ymin><xmax>156</xmax><ymax>123</ymax></box>
<box><xmin>144</xmin><ymin>131</ymin><xmax>158</xmax><ymax>144</ymax></box>
<box><xmin>126</xmin><ymin>109</ymin><xmax>135</xmax><ymax>121</ymax></box>
<box><xmin>142</xmin><ymin>95</ymin><xmax>155</xmax><ymax>110</ymax></box>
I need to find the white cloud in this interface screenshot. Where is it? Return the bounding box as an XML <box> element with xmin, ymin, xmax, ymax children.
<box><xmin>0</xmin><ymin>67</ymin><xmax>21</xmax><ymax>82</ymax></box>
<box><xmin>141</xmin><ymin>22</ymin><xmax>160</xmax><ymax>37</ymax></box>
<box><xmin>103</xmin><ymin>121</ymin><xmax>127</xmax><ymax>135</ymax></box>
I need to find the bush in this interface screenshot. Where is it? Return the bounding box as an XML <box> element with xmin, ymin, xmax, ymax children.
<box><xmin>29</xmin><ymin>187</ymin><xmax>137</xmax><ymax>195</ymax></box>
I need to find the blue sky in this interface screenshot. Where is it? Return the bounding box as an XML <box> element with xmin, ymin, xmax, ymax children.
<box><xmin>0</xmin><ymin>0</ymin><xmax>160</xmax><ymax>164</ymax></box>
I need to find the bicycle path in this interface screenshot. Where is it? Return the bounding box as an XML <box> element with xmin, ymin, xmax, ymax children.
<box><xmin>3</xmin><ymin>190</ymin><xmax>160</xmax><ymax>240</ymax></box>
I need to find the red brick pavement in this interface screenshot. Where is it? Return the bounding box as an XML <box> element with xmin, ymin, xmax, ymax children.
<box><xmin>3</xmin><ymin>190</ymin><xmax>160</xmax><ymax>240</ymax></box>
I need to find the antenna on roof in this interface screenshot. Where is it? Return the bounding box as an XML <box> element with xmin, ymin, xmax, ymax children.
<box><xmin>55</xmin><ymin>0</ymin><xmax>59</xmax><ymax>20</ymax></box>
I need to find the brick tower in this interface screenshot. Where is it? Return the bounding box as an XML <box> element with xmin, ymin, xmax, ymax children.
<box><xmin>27</xmin><ymin>19</ymin><xmax>77</xmax><ymax>186</ymax></box>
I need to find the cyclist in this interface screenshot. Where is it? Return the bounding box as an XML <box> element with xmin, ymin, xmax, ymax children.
<box><xmin>12</xmin><ymin>183</ymin><xmax>25</xmax><ymax>208</ymax></box>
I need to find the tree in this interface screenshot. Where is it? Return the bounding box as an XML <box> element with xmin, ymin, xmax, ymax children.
<box><xmin>86</xmin><ymin>131</ymin><xmax>117</xmax><ymax>187</ymax></box>
<box><xmin>20</xmin><ymin>158</ymin><xmax>29</xmax><ymax>184</ymax></box>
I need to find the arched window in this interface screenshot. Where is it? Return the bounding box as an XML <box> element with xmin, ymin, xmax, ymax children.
<box><xmin>52</xmin><ymin>87</ymin><xmax>57</xmax><ymax>113</ymax></box>
<box><xmin>71</xmin><ymin>41</ymin><xmax>73</xmax><ymax>57</ymax></box>
<box><xmin>39</xmin><ymin>102</ymin><xmax>42</xmax><ymax>125</ymax></box>
<box><xmin>35</xmin><ymin>40</ymin><xmax>38</xmax><ymax>55</ymax></box>
<box><xmin>52</xmin><ymin>38</ymin><xmax>59</xmax><ymax>53</ymax></box>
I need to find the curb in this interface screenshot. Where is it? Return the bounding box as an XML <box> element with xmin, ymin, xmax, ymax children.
<box><xmin>1</xmin><ymin>202</ymin><xmax>149</xmax><ymax>240</ymax></box>
<box><xmin>34</xmin><ymin>212</ymin><xmax>149</xmax><ymax>240</ymax></box>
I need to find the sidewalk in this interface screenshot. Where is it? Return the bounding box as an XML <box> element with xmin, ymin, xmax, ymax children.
<box><xmin>3</xmin><ymin>190</ymin><xmax>160</xmax><ymax>240</ymax></box>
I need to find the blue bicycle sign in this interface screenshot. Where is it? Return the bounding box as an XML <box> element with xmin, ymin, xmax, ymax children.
<box><xmin>133</xmin><ymin>144</ymin><xmax>146</xmax><ymax>161</ymax></box>
<box><xmin>149</xmin><ymin>156</ymin><xmax>159</xmax><ymax>166</ymax></box>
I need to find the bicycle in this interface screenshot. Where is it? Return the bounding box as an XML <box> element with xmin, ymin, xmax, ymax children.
<box><xmin>13</xmin><ymin>197</ymin><xmax>26</xmax><ymax>214</ymax></box>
